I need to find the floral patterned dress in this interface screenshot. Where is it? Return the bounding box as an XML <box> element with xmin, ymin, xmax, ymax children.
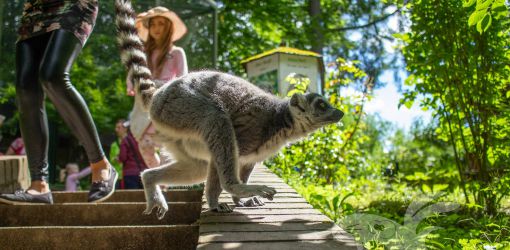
<box><xmin>17</xmin><ymin>0</ymin><xmax>98</xmax><ymax>46</ymax></box>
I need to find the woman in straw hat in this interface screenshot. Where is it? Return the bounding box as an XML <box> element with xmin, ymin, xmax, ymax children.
<box><xmin>126</xmin><ymin>6</ymin><xmax>188</xmax><ymax>169</ymax></box>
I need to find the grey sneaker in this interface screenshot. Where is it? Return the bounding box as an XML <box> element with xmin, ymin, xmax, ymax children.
<box><xmin>0</xmin><ymin>190</ymin><xmax>54</xmax><ymax>205</ymax></box>
<box><xmin>88</xmin><ymin>166</ymin><xmax>118</xmax><ymax>202</ymax></box>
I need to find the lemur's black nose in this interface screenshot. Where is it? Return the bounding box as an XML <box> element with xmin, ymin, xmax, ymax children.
<box><xmin>331</xmin><ymin>109</ymin><xmax>344</xmax><ymax>122</ymax></box>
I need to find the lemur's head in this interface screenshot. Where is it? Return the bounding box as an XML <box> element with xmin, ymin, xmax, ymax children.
<box><xmin>289</xmin><ymin>93</ymin><xmax>344</xmax><ymax>127</ymax></box>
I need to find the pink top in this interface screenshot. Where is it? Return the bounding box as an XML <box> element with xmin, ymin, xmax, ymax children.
<box><xmin>9</xmin><ymin>137</ymin><xmax>25</xmax><ymax>155</ymax></box>
<box><xmin>65</xmin><ymin>167</ymin><xmax>91</xmax><ymax>192</ymax></box>
<box><xmin>126</xmin><ymin>46</ymin><xmax>188</xmax><ymax>93</ymax></box>
<box><xmin>151</xmin><ymin>46</ymin><xmax>188</xmax><ymax>81</ymax></box>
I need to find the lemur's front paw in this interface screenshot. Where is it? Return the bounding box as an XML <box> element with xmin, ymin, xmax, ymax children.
<box><xmin>210</xmin><ymin>203</ymin><xmax>233</xmax><ymax>213</ymax></box>
<box><xmin>233</xmin><ymin>196</ymin><xmax>265</xmax><ymax>207</ymax></box>
<box><xmin>143</xmin><ymin>192</ymin><xmax>168</xmax><ymax>220</ymax></box>
<box><xmin>230</xmin><ymin>184</ymin><xmax>277</xmax><ymax>200</ymax></box>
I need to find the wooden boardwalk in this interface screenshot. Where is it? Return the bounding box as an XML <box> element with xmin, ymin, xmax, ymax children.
<box><xmin>198</xmin><ymin>164</ymin><xmax>359</xmax><ymax>249</ymax></box>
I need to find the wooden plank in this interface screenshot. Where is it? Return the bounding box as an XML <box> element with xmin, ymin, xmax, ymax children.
<box><xmin>0</xmin><ymin>159</ymin><xmax>6</xmax><ymax>185</ymax></box>
<box><xmin>247</xmin><ymin>184</ymin><xmax>293</xmax><ymax>188</ymax></box>
<box><xmin>5</xmin><ymin>159</ymin><xmax>13</xmax><ymax>186</ymax></box>
<box><xmin>247</xmin><ymin>179</ymin><xmax>280</xmax><ymax>182</ymax></box>
<box><xmin>0</xmin><ymin>225</ymin><xmax>199</xmax><ymax>250</ymax></box>
<box><xmin>200</xmin><ymin>214</ymin><xmax>332</xmax><ymax>224</ymax></box>
<box><xmin>199</xmin><ymin>221</ymin><xmax>338</xmax><ymax>233</ymax></box>
<box><xmin>0</xmin><ymin>156</ymin><xmax>30</xmax><ymax>193</ymax></box>
<box><xmin>216</xmin><ymin>197</ymin><xmax>308</xmax><ymax>203</ymax></box>
<box><xmin>197</xmin><ymin>240</ymin><xmax>358</xmax><ymax>250</ymax></box>
<box><xmin>273</xmin><ymin>188</ymin><xmax>300</xmax><ymax>192</ymax></box>
<box><xmin>201</xmin><ymin>208</ymin><xmax>322</xmax><ymax>216</ymax></box>
<box><xmin>0</xmin><ymin>202</ymin><xmax>201</xmax><ymax>226</ymax></box>
<box><xmin>247</xmin><ymin>181</ymin><xmax>287</xmax><ymax>185</ymax></box>
<box><xmin>199</xmin><ymin>230</ymin><xmax>348</xmax><ymax>243</ymax></box>
<box><xmin>202</xmin><ymin>203</ymin><xmax>313</xmax><ymax>210</ymax></box>
<box><xmin>53</xmin><ymin>189</ymin><xmax>203</xmax><ymax>203</ymax></box>
<box><xmin>219</xmin><ymin>193</ymin><xmax>302</xmax><ymax>198</ymax></box>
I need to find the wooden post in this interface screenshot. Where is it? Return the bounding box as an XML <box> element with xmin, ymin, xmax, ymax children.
<box><xmin>0</xmin><ymin>156</ymin><xmax>30</xmax><ymax>193</ymax></box>
<box><xmin>0</xmin><ymin>0</ymin><xmax>4</xmax><ymax>60</ymax></box>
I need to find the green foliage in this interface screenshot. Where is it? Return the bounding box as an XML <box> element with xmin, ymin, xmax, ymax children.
<box><xmin>285</xmin><ymin>73</ymin><xmax>310</xmax><ymax>97</ymax></box>
<box><xmin>397</xmin><ymin>0</ymin><xmax>510</xmax><ymax>215</ymax></box>
<box><xmin>465</xmin><ymin>0</ymin><xmax>508</xmax><ymax>34</ymax></box>
<box><xmin>268</xmin><ymin>51</ymin><xmax>509</xmax><ymax>248</ymax></box>
<box><xmin>267</xmin><ymin>58</ymin><xmax>381</xmax><ymax>185</ymax></box>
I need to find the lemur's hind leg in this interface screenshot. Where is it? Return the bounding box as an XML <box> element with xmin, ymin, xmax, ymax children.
<box><xmin>201</xmin><ymin>114</ymin><xmax>276</xmax><ymax>201</ymax></box>
<box><xmin>141</xmin><ymin>157</ymin><xmax>207</xmax><ymax>219</ymax></box>
<box><xmin>232</xmin><ymin>163</ymin><xmax>266</xmax><ymax>207</ymax></box>
<box><xmin>205</xmin><ymin>160</ymin><xmax>232</xmax><ymax>213</ymax></box>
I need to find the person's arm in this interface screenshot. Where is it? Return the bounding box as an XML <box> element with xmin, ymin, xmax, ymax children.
<box><xmin>66</xmin><ymin>173</ymin><xmax>79</xmax><ymax>183</ymax></box>
<box><xmin>118</xmin><ymin>138</ymin><xmax>129</xmax><ymax>163</ymax></box>
<box><xmin>59</xmin><ymin>169</ymin><xmax>67</xmax><ymax>183</ymax></box>
<box><xmin>126</xmin><ymin>70</ymin><xmax>135</xmax><ymax>96</ymax></box>
<box><xmin>173</xmin><ymin>47</ymin><xmax>188</xmax><ymax>77</ymax></box>
<box><xmin>5</xmin><ymin>138</ymin><xmax>22</xmax><ymax>155</ymax></box>
<box><xmin>158</xmin><ymin>47</ymin><xmax>188</xmax><ymax>81</ymax></box>
<box><xmin>5</xmin><ymin>146</ymin><xmax>15</xmax><ymax>155</ymax></box>
<box><xmin>75</xmin><ymin>167</ymin><xmax>92</xmax><ymax>180</ymax></box>
<box><xmin>109</xmin><ymin>142</ymin><xmax>121</xmax><ymax>164</ymax></box>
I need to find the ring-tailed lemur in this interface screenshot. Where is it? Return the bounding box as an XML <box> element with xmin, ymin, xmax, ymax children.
<box><xmin>115</xmin><ymin>0</ymin><xmax>344</xmax><ymax>219</ymax></box>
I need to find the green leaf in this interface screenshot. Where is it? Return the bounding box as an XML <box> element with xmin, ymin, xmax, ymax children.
<box><xmin>476</xmin><ymin>0</ymin><xmax>493</xmax><ymax>10</ymax></box>
<box><xmin>433</xmin><ymin>184</ymin><xmax>449</xmax><ymax>192</ymax></box>
<box><xmin>404</xmin><ymin>100</ymin><xmax>414</xmax><ymax>109</ymax></box>
<box><xmin>463</xmin><ymin>0</ymin><xmax>477</xmax><ymax>7</ymax></box>
<box><xmin>492</xmin><ymin>2</ymin><xmax>509</xmax><ymax>19</ymax></box>
<box><xmin>476</xmin><ymin>13</ymin><xmax>492</xmax><ymax>33</ymax></box>
<box><xmin>422</xmin><ymin>184</ymin><xmax>432</xmax><ymax>193</ymax></box>
<box><xmin>468</xmin><ymin>10</ymin><xmax>486</xmax><ymax>26</ymax></box>
<box><xmin>332</xmin><ymin>194</ymin><xmax>340</xmax><ymax>210</ymax></box>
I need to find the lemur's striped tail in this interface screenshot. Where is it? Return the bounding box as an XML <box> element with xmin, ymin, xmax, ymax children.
<box><xmin>115</xmin><ymin>0</ymin><xmax>156</xmax><ymax>110</ymax></box>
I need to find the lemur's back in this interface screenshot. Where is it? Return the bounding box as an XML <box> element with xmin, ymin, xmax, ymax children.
<box><xmin>151</xmin><ymin>71</ymin><xmax>279</xmax><ymax>115</ymax></box>
<box><xmin>149</xmin><ymin>71</ymin><xmax>291</xmax><ymax>157</ymax></box>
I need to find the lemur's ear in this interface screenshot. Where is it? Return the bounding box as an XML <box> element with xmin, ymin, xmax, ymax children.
<box><xmin>290</xmin><ymin>93</ymin><xmax>306</xmax><ymax>112</ymax></box>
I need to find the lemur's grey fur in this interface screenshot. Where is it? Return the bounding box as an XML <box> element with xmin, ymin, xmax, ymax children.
<box><xmin>115</xmin><ymin>0</ymin><xmax>344</xmax><ymax>219</ymax></box>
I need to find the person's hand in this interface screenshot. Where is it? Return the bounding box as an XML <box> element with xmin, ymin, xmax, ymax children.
<box><xmin>59</xmin><ymin>169</ymin><xmax>66</xmax><ymax>183</ymax></box>
<box><xmin>126</xmin><ymin>81</ymin><xmax>135</xmax><ymax>96</ymax></box>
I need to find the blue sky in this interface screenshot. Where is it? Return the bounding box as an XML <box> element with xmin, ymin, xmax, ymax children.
<box><xmin>365</xmin><ymin>71</ymin><xmax>432</xmax><ymax>130</ymax></box>
<box><xmin>347</xmin><ymin>8</ymin><xmax>432</xmax><ymax>131</ymax></box>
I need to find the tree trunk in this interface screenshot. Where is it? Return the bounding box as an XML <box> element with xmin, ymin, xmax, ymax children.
<box><xmin>308</xmin><ymin>0</ymin><xmax>325</xmax><ymax>92</ymax></box>
<box><xmin>0</xmin><ymin>0</ymin><xmax>5</xmax><ymax>59</ymax></box>
<box><xmin>308</xmin><ymin>0</ymin><xmax>323</xmax><ymax>54</ymax></box>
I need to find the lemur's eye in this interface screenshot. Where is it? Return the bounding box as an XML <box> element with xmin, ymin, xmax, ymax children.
<box><xmin>317</xmin><ymin>100</ymin><xmax>327</xmax><ymax>110</ymax></box>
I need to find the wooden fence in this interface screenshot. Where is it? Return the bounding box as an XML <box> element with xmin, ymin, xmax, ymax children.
<box><xmin>0</xmin><ymin>156</ymin><xmax>30</xmax><ymax>193</ymax></box>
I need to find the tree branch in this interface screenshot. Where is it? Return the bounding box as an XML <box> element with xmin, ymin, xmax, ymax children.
<box><xmin>327</xmin><ymin>1</ymin><xmax>408</xmax><ymax>32</ymax></box>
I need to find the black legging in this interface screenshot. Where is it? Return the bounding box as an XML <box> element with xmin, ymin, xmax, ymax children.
<box><xmin>15</xmin><ymin>30</ymin><xmax>104</xmax><ymax>182</ymax></box>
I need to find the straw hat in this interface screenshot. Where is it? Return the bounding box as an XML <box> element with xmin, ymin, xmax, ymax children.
<box><xmin>135</xmin><ymin>6</ymin><xmax>187</xmax><ymax>42</ymax></box>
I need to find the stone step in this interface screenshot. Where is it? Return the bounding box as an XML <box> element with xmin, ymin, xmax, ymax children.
<box><xmin>0</xmin><ymin>202</ymin><xmax>201</xmax><ymax>226</ymax></box>
<box><xmin>52</xmin><ymin>189</ymin><xmax>203</xmax><ymax>203</ymax></box>
<box><xmin>0</xmin><ymin>225</ymin><xmax>198</xmax><ymax>250</ymax></box>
